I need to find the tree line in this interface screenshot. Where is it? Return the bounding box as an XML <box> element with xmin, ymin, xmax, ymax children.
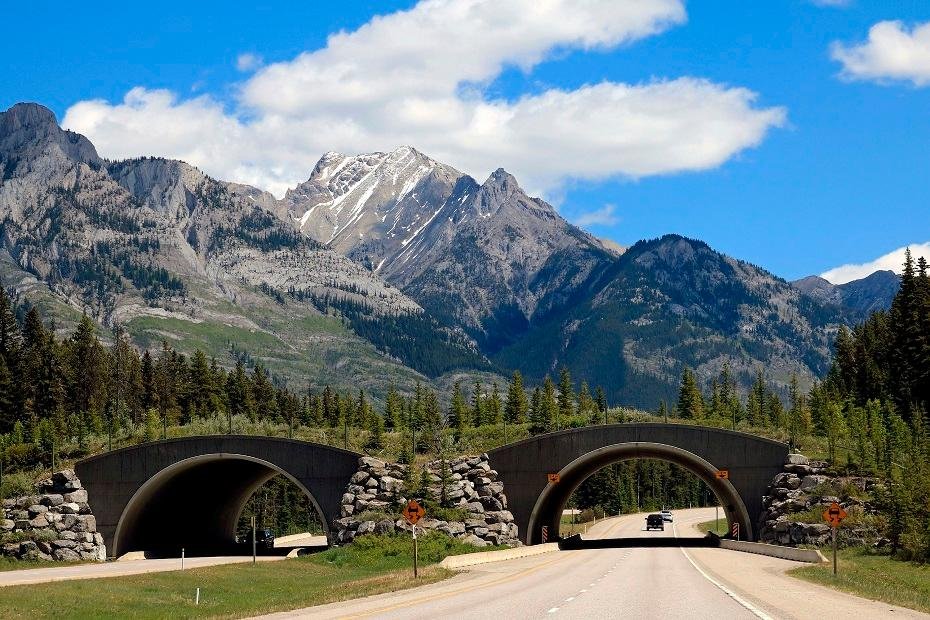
<box><xmin>669</xmin><ymin>249</ymin><xmax>930</xmax><ymax>562</ymax></box>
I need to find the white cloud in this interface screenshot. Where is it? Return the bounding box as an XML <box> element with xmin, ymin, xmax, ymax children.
<box><xmin>831</xmin><ymin>20</ymin><xmax>930</xmax><ymax>86</ymax></box>
<box><xmin>236</xmin><ymin>53</ymin><xmax>263</xmax><ymax>72</ymax></box>
<box><xmin>574</xmin><ymin>204</ymin><xmax>620</xmax><ymax>227</ymax></box>
<box><xmin>821</xmin><ymin>242</ymin><xmax>930</xmax><ymax>284</ymax></box>
<box><xmin>62</xmin><ymin>0</ymin><xmax>785</xmax><ymax>198</ymax></box>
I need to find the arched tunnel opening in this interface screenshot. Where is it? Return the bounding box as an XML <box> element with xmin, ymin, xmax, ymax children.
<box><xmin>527</xmin><ymin>442</ymin><xmax>752</xmax><ymax>546</ymax></box>
<box><xmin>113</xmin><ymin>454</ymin><xmax>328</xmax><ymax>558</ymax></box>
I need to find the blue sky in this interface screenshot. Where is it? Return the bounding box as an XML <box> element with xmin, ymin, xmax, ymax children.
<box><xmin>2</xmin><ymin>1</ymin><xmax>929</xmax><ymax>282</ymax></box>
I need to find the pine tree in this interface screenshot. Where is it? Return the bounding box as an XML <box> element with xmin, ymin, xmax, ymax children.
<box><xmin>557</xmin><ymin>367</ymin><xmax>575</xmax><ymax>421</ymax></box>
<box><xmin>787</xmin><ymin>374</ymin><xmax>811</xmax><ymax>449</ymax></box>
<box><xmin>542</xmin><ymin>376</ymin><xmax>558</xmax><ymax>431</ymax></box>
<box><xmin>485</xmin><ymin>383</ymin><xmax>502</xmax><ymax>425</ymax></box>
<box><xmin>529</xmin><ymin>386</ymin><xmax>545</xmax><ymax>435</ymax></box>
<box><xmin>748</xmin><ymin>370</ymin><xmax>767</xmax><ymax>426</ymax></box>
<box><xmin>595</xmin><ymin>386</ymin><xmax>607</xmax><ymax>416</ymax></box>
<box><xmin>384</xmin><ymin>384</ymin><xmax>404</xmax><ymax>430</ymax></box>
<box><xmin>448</xmin><ymin>381</ymin><xmax>469</xmax><ymax>442</ymax></box>
<box><xmin>365</xmin><ymin>411</ymin><xmax>384</xmax><ymax>451</ymax></box>
<box><xmin>577</xmin><ymin>381</ymin><xmax>597</xmax><ymax>422</ymax></box>
<box><xmin>188</xmin><ymin>349</ymin><xmax>213</xmax><ymax>419</ymax></box>
<box><xmin>251</xmin><ymin>364</ymin><xmax>277</xmax><ymax>420</ymax></box>
<box><xmin>504</xmin><ymin>371</ymin><xmax>528</xmax><ymax>424</ymax></box>
<box><xmin>676</xmin><ymin>368</ymin><xmax>704</xmax><ymax>419</ymax></box>
<box><xmin>471</xmin><ymin>379</ymin><xmax>484</xmax><ymax>426</ymax></box>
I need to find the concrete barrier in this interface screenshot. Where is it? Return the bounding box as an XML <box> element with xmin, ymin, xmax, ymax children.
<box><xmin>719</xmin><ymin>539</ymin><xmax>827</xmax><ymax>563</ymax></box>
<box><xmin>439</xmin><ymin>543</ymin><xmax>560</xmax><ymax>569</ymax></box>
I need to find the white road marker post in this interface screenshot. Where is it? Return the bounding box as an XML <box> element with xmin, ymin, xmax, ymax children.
<box><xmin>252</xmin><ymin>516</ymin><xmax>257</xmax><ymax>565</ymax></box>
<box><xmin>412</xmin><ymin>523</ymin><xmax>418</xmax><ymax>579</ymax></box>
<box><xmin>181</xmin><ymin>547</ymin><xmax>185</xmax><ymax>570</ymax></box>
<box><xmin>195</xmin><ymin>587</ymin><xmax>200</xmax><ymax>605</ymax></box>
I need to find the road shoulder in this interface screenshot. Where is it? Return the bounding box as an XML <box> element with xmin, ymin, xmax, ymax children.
<box><xmin>679</xmin><ymin>509</ymin><xmax>929</xmax><ymax>619</ymax></box>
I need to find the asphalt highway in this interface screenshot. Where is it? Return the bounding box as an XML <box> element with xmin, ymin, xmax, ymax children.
<box><xmin>272</xmin><ymin>509</ymin><xmax>759</xmax><ymax>620</ymax></box>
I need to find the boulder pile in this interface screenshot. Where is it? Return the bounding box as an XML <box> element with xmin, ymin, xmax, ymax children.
<box><xmin>757</xmin><ymin>454</ymin><xmax>879</xmax><ymax>547</ymax></box>
<box><xmin>1</xmin><ymin>469</ymin><xmax>105</xmax><ymax>562</ymax></box>
<box><xmin>334</xmin><ymin>454</ymin><xmax>520</xmax><ymax>547</ymax></box>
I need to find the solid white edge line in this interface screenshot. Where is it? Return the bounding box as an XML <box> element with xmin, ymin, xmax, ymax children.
<box><xmin>674</xmin><ymin>523</ymin><xmax>775</xmax><ymax>620</ymax></box>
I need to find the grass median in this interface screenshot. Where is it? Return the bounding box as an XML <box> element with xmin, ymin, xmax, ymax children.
<box><xmin>790</xmin><ymin>547</ymin><xmax>930</xmax><ymax>614</ymax></box>
<box><xmin>0</xmin><ymin>532</ymin><xmax>502</xmax><ymax>618</ymax></box>
<box><xmin>696</xmin><ymin>518</ymin><xmax>728</xmax><ymax>536</ymax></box>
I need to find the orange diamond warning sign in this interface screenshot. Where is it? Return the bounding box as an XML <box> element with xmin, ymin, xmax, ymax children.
<box><xmin>402</xmin><ymin>499</ymin><xmax>426</xmax><ymax>525</ymax></box>
<box><xmin>822</xmin><ymin>502</ymin><xmax>848</xmax><ymax>528</ymax></box>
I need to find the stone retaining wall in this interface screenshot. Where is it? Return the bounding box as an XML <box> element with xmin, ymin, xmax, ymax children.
<box><xmin>757</xmin><ymin>454</ymin><xmax>880</xmax><ymax>547</ymax></box>
<box><xmin>334</xmin><ymin>454</ymin><xmax>520</xmax><ymax>547</ymax></box>
<box><xmin>1</xmin><ymin>469</ymin><xmax>106</xmax><ymax>562</ymax></box>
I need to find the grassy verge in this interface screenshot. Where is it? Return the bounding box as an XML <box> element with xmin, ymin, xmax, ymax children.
<box><xmin>791</xmin><ymin>547</ymin><xmax>930</xmax><ymax>614</ymax></box>
<box><xmin>697</xmin><ymin>518</ymin><xmax>729</xmax><ymax>536</ymax></box>
<box><xmin>0</xmin><ymin>532</ymin><xmax>496</xmax><ymax>618</ymax></box>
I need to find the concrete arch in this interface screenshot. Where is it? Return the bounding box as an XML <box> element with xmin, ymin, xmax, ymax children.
<box><xmin>111</xmin><ymin>454</ymin><xmax>326</xmax><ymax>557</ymax></box>
<box><xmin>487</xmin><ymin>423</ymin><xmax>788</xmax><ymax>544</ymax></box>
<box><xmin>75</xmin><ymin>435</ymin><xmax>361</xmax><ymax>558</ymax></box>
<box><xmin>526</xmin><ymin>442</ymin><xmax>752</xmax><ymax>545</ymax></box>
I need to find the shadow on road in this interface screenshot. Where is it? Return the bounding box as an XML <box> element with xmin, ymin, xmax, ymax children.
<box><xmin>558</xmin><ymin>534</ymin><xmax>721</xmax><ymax>550</ymax></box>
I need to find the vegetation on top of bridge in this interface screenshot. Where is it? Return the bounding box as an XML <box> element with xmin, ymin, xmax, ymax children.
<box><xmin>1</xmin><ymin>252</ymin><xmax>928</xmax><ymax>564</ymax></box>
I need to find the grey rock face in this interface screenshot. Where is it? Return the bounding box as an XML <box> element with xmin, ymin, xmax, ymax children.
<box><xmin>758</xmin><ymin>455</ymin><xmax>879</xmax><ymax>548</ymax></box>
<box><xmin>1</xmin><ymin>469</ymin><xmax>106</xmax><ymax>563</ymax></box>
<box><xmin>333</xmin><ymin>453</ymin><xmax>520</xmax><ymax>547</ymax></box>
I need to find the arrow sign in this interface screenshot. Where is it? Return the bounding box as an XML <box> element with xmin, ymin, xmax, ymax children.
<box><xmin>822</xmin><ymin>502</ymin><xmax>848</xmax><ymax>528</ymax></box>
<box><xmin>402</xmin><ymin>499</ymin><xmax>426</xmax><ymax>525</ymax></box>
<box><xmin>547</xmin><ymin>473</ymin><xmax>560</xmax><ymax>484</ymax></box>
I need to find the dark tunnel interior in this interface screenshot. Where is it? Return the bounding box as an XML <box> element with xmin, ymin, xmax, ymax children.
<box><xmin>114</xmin><ymin>456</ymin><xmax>320</xmax><ymax>557</ymax></box>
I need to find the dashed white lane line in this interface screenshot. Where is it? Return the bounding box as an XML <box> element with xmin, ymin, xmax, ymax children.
<box><xmin>579</xmin><ymin>589</ymin><xmax>587</xmax><ymax>593</ymax></box>
<box><xmin>565</xmin><ymin>597</ymin><xmax>575</xmax><ymax>602</ymax></box>
<box><xmin>548</xmin><ymin>608</ymin><xmax>559</xmax><ymax>614</ymax></box>
<box><xmin>673</xmin><ymin>524</ymin><xmax>775</xmax><ymax>620</ymax></box>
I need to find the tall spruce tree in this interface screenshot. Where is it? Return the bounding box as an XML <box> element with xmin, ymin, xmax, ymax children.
<box><xmin>504</xmin><ymin>371</ymin><xmax>528</xmax><ymax>424</ymax></box>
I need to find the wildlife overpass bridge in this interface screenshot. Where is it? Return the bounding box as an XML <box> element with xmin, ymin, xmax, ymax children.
<box><xmin>76</xmin><ymin>425</ymin><xmax>787</xmax><ymax>556</ymax></box>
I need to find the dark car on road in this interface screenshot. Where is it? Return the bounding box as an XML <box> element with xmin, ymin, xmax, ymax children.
<box><xmin>238</xmin><ymin>528</ymin><xmax>275</xmax><ymax>550</ymax></box>
<box><xmin>645</xmin><ymin>514</ymin><xmax>665</xmax><ymax>531</ymax></box>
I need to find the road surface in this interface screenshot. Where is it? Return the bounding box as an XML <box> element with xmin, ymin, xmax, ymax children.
<box><xmin>265</xmin><ymin>507</ymin><xmax>927</xmax><ymax>619</ymax></box>
<box><xmin>0</xmin><ymin>533</ymin><xmax>326</xmax><ymax>588</ymax></box>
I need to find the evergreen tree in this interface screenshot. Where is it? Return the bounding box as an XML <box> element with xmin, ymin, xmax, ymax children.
<box><xmin>542</xmin><ymin>376</ymin><xmax>558</xmax><ymax>431</ymax></box>
<box><xmin>557</xmin><ymin>367</ymin><xmax>575</xmax><ymax>420</ymax></box>
<box><xmin>448</xmin><ymin>381</ymin><xmax>469</xmax><ymax>442</ymax></box>
<box><xmin>529</xmin><ymin>386</ymin><xmax>545</xmax><ymax>435</ymax></box>
<box><xmin>485</xmin><ymin>383</ymin><xmax>502</xmax><ymax>425</ymax></box>
<box><xmin>471</xmin><ymin>379</ymin><xmax>484</xmax><ymax>426</ymax></box>
<box><xmin>676</xmin><ymin>368</ymin><xmax>704</xmax><ymax>419</ymax></box>
<box><xmin>365</xmin><ymin>411</ymin><xmax>384</xmax><ymax>451</ymax></box>
<box><xmin>188</xmin><ymin>349</ymin><xmax>213</xmax><ymax>419</ymax></box>
<box><xmin>384</xmin><ymin>384</ymin><xmax>404</xmax><ymax>430</ymax></box>
<box><xmin>595</xmin><ymin>386</ymin><xmax>608</xmax><ymax>416</ymax></box>
<box><xmin>504</xmin><ymin>371</ymin><xmax>528</xmax><ymax>424</ymax></box>
<box><xmin>787</xmin><ymin>374</ymin><xmax>811</xmax><ymax>448</ymax></box>
<box><xmin>577</xmin><ymin>380</ymin><xmax>597</xmax><ymax>422</ymax></box>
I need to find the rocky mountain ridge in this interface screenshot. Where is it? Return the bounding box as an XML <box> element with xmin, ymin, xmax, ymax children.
<box><xmin>0</xmin><ymin>101</ymin><xmax>896</xmax><ymax>405</ymax></box>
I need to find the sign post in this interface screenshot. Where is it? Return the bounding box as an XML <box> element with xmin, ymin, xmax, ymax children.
<box><xmin>251</xmin><ymin>516</ymin><xmax>257</xmax><ymax>565</ymax></box>
<box><xmin>822</xmin><ymin>502</ymin><xmax>848</xmax><ymax>576</ymax></box>
<box><xmin>402</xmin><ymin>499</ymin><xmax>426</xmax><ymax>578</ymax></box>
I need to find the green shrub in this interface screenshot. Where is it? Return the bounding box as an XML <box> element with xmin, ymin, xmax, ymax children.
<box><xmin>0</xmin><ymin>470</ymin><xmax>35</xmax><ymax>500</ymax></box>
<box><xmin>317</xmin><ymin>531</ymin><xmax>504</xmax><ymax>571</ymax></box>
